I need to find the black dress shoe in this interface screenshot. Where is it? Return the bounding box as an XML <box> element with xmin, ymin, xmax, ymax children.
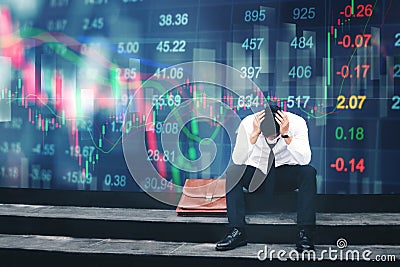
<box><xmin>215</xmin><ymin>227</ymin><xmax>248</xmax><ymax>251</ymax></box>
<box><xmin>296</xmin><ymin>229</ymin><xmax>314</xmax><ymax>252</ymax></box>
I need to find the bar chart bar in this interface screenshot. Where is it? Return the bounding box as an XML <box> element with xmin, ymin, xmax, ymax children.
<box><xmin>0</xmin><ymin>56</ymin><xmax>11</xmax><ymax>122</ymax></box>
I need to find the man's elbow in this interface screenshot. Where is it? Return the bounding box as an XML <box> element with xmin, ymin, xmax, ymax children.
<box><xmin>299</xmin><ymin>151</ymin><xmax>311</xmax><ymax>165</ymax></box>
<box><xmin>291</xmin><ymin>149</ymin><xmax>311</xmax><ymax>165</ymax></box>
<box><xmin>232</xmin><ymin>154</ymin><xmax>243</xmax><ymax>165</ymax></box>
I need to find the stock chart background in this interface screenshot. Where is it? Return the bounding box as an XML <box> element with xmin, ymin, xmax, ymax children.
<box><xmin>0</xmin><ymin>0</ymin><xmax>399</xmax><ymax>194</ymax></box>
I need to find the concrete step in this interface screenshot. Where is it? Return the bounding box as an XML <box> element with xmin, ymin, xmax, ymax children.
<box><xmin>0</xmin><ymin>204</ymin><xmax>399</xmax><ymax>245</ymax></box>
<box><xmin>0</xmin><ymin>234</ymin><xmax>398</xmax><ymax>267</ymax></box>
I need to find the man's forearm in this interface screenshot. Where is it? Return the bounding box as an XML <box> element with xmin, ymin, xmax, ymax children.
<box><xmin>250</xmin><ymin>131</ymin><xmax>260</xmax><ymax>145</ymax></box>
<box><xmin>283</xmin><ymin>136</ymin><xmax>293</xmax><ymax>145</ymax></box>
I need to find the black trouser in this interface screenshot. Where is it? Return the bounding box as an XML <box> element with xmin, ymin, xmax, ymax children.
<box><xmin>226</xmin><ymin>164</ymin><xmax>316</xmax><ymax>229</ymax></box>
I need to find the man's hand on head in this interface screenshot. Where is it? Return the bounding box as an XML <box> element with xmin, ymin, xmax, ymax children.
<box><xmin>250</xmin><ymin>110</ymin><xmax>265</xmax><ymax>144</ymax></box>
<box><xmin>275</xmin><ymin>110</ymin><xmax>289</xmax><ymax>135</ymax></box>
<box><xmin>275</xmin><ymin>110</ymin><xmax>293</xmax><ymax>145</ymax></box>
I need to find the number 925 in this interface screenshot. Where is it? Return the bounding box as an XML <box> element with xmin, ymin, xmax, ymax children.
<box><xmin>293</xmin><ymin>7</ymin><xmax>316</xmax><ymax>20</ymax></box>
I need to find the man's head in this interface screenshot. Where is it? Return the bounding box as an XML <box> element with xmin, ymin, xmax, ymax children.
<box><xmin>260</xmin><ymin>104</ymin><xmax>281</xmax><ymax>138</ymax></box>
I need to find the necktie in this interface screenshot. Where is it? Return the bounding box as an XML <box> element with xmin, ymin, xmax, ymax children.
<box><xmin>266</xmin><ymin>141</ymin><xmax>276</xmax><ymax>173</ymax></box>
<box><xmin>248</xmin><ymin>138</ymin><xmax>278</xmax><ymax>192</ymax></box>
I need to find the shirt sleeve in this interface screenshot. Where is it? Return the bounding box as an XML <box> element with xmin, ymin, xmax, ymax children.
<box><xmin>286</xmin><ymin>115</ymin><xmax>312</xmax><ymax>165</ymax></box>
<box><xmin>231</xmin><ymin>118</ymin><xmax>254</xmax><ymax>165</ymax></box>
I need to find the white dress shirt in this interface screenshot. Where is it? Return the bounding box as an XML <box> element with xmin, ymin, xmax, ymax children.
<box><xmin>231</xmin><ymin>111</ymin><xmax>311</xmax><ymax>174</ymax></box>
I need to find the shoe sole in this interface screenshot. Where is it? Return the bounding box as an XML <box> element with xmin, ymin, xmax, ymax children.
<box><xmin>215</xmin><ymin>241</ymin><xmax>248</xmax><ymax>251</ymax></box>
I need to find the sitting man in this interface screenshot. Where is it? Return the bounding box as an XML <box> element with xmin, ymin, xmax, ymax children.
<box><xmin>216</xmin><ymin>104</ymin><xmax>317</xmax><ymax>252</ymax></box>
